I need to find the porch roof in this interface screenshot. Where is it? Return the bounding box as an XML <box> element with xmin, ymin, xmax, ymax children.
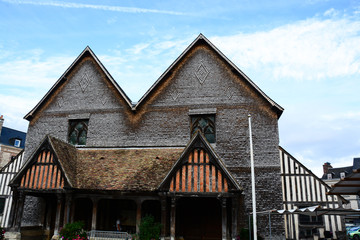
<box><xmin>76</xmin><ymin>147</ymin><xmax>183</xmax><ymax>191</ymax></box>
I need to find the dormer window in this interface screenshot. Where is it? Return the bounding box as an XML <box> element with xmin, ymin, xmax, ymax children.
<box><xmin>68</xmin><ymin>119</ymin><xmax>88</xmax><ymax>146</ymax></box>
<box><xmin>340</xmin><ymin>172</ymin><xmax>345</xmax><ymax>179</ymax></box>
<box><xmin>190</xmin><ymin>115</ymin><xmax>215</xmax><ymax>143</ymax></box>
<box><xmin>327</xmin><ymin>173</ymin><xmax>332</xmax><ymax>180</ymax></box>
<box><xmin>9</xmin><ymin>138</ymin><xmax>21</xmax><ymax>148</ymax></box>
<box><xmin>14</xmin><ymin>139</ymin><xmax>21</xmax><ymax>147</ymax></box>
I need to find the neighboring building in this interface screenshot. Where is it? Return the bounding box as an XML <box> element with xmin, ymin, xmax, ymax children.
<box><xmin>280</xmin><ymin>147</ymin><xmax>347</xmax><ymax>240</ymax></box>
<box><xmin>0</xmin><ymin>116</ymin><xmax>26</xmax><ymax>168</ymax></box>
<box><xmin>0</xmin><ymin>116</ymin><xmax>27</xmax><ymax>228</ymax></box>
<box><xmin>321</xmin><ymin>159</ymin><xmax>360</xmax><ymax>225</ymax></box>
<box><xmin>0</xmin><ymin>151</ymin><xmax>25</xmax><ymax>228</ymax></box>
<box><xmin>6</xmin><ymin>34</ymin><xmax>285</xmax><ymax>240</ymax></box>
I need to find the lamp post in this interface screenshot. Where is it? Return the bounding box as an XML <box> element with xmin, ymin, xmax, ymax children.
<box><xmin>248</xmin><ymin>114</ymin><xmax>257</xmax><ymax>240</ymax></box>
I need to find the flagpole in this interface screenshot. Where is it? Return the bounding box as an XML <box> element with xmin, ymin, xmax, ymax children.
<box><xmin>248</xmin><ymin>114</ymin><xmax>257</xmax><ymax>240</ymax></box>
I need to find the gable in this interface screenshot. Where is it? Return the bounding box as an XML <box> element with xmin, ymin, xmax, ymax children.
<box><xmin>24</xmin><ymin>47</ymin><xmax>132</xmax><ymax>122</ymax></box>
<box><xmin>159</xmin><ymin>131</ymin><xmax>241</xmax><ymax>193</ymax></box>
<box><xmin>134</xmin><ymin>34</ymin><xmax>283</xmax><ymax>118</ymax></box>
<box><xmin>279</xmin><ymin>146</ymin><xmax>346</xmax><ymax>204</ymax></box>
<box><xmin>24</xmin><ymin>34</ymin><xmax>283</xmax><ymax>124</ymax></box>
<box><xmin>10</xmin><ymin>136</ymin><xmax>74</xmax><ymax>191</ymax></box>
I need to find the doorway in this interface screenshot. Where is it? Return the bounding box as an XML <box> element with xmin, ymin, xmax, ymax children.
<box><xmin>176</xmin><ymin>197</ymin><xmax>221</xmax><ymax>240</ymax></box>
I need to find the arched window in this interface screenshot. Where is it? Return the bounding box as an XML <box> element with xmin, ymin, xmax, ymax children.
<box><xmin>68</xmin><ymin>119</ymin><xmax>88</xmax><ymax>145</ymax></box>
<box><xmin>191</xmin><ymin>115</ymin><xmax>215</xmax><ymax>143</ymax></box>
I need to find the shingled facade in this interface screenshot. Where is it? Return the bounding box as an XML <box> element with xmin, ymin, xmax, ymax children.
<box><xmin>7</xmin><ymin>34</ymin><xmax>285</xmax><ymax>240</ymax></box>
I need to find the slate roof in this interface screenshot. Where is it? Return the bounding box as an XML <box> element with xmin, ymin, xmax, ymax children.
<box><xmin>321</xmin><ymin>158</ymin><xmax>360</xmax><ymax>179</ymax></box>
<box><xmin>0</xmin><ymin>126</ymin><xmax>26</xmax><ymax>148</ymax></box>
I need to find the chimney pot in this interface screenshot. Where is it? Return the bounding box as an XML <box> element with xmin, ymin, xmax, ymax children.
<box><xmin>323</xmin><ymin>162</ymin><xmax>333</xmax><ymax>174</ymax></box>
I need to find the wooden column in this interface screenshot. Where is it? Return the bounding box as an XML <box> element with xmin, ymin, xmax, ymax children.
<box><xmin>221</xmin><ymin>198</ymin><xmax>227</xmax><ymax>240</ymax></box>
<box><xmin>14</xmin><ymin>191</ymin><xmax>25</xmax><ymax>232</ymax></box>
<box><xmin>231</xmin><ymin>197</ymin><xmax>239</xmax><ymax>240</ymax></box>
<box><xmin>91</xmin><ymin>198</ymin><xmax>99</xmax><ymax>231</ymax></box>
<box><xmin>45</xmin><ymin>199</ymin><xmax>52</xmax><ymax>231</ymax></box>
<box><xmin>170</xmin><ymin>197</ymin><xmax>176</xmax><ymax>240</ymax></box>
<box><xmin>160</xmin><ymin>196</ymin><xmax>167</xmax><ymax>240</ymax></box>
<box><xmin>8</xmin><ymin>189</ymin><xmax>19</xmax><ymax>230</ymax></box>
<box><xmin>136</xmin><ymin>199</ymin><xmax>142</xmax><ymax>234</ymax></box>
<box><xmin>64</xmin><ymin>193</ymin><xmax>72</xmax><ymax>225</ymax></box>
<box><xmin>70</xmin><ymin>198</ymin><xmax>76</xmax><ymax>223</ymax></box>
<box><xmin>54</xmin><ymin>194</ymin><xmax>63</xmax><ymax>236</ymax></box>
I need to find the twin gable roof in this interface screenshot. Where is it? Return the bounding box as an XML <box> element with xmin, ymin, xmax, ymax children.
<box><xmin>24</xmin><ymin>34</ymin><xmax>283</xmax><ymax>121</ymax></box>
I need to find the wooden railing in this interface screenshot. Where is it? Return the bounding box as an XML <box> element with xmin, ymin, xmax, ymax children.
<box><xmin>87</xmin><ymin>230</ymin><xmax>132</xmax><ymax>240</ymax></box>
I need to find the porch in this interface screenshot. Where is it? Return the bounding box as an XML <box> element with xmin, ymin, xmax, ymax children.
<box><xmin>6</xmin><ymin>191</ymin><xmax>241</xmax><ymax>240</ymax></box>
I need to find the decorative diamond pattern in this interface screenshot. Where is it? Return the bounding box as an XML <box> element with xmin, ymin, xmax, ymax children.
<box><xmin>195</xmin><ymin>62</ymin><xmax>209</xmax><ymax>84</ymax></box>
<box><xmin>57</xmin><ymin>96</ymin><xmax>65</xmax><ymax>108</ymax></box>
<box><xmin>101</xmin><ymin>96</ymin><xmax>108</xmax><ymax>105</ymax></box>
<box><xmin>225</xmin><ymin>87</ymin><xmax>234</xmax><ymax>99</ymax></box>
<box><xmin>170</xmin><ymin>89</ymin><xmax>180</xmax><ymax>101</ymax></box>
<box><xmin>79</xmin><ymin>73</ymin><xmax>90</xmax><ymax>92</ymax></box>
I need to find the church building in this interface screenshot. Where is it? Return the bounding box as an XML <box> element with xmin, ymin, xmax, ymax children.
<box><xmin>6</xmin><ymin>34</ymin><xmax>285</xmax><ymax>239</ymax></box>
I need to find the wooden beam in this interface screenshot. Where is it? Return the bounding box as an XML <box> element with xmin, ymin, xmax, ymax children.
<box><xmin>54</xmin><ymin>194</ymin><xmax>63</xmax><ymax>236</ymax></box>
<box><xmin>14</xmin><ymin>191</ymin><xmax>25</xmax><ymax>232</ymax></box>
<box><xmin>136</xmin><ymin>199</ymin><xmax>142</xmax><ymax>235</ymax></box>
<box><xmin>170</xmin><ymin>197</ymin><xmax>176</xmax><ymax>240</ymax></box>
<box><xmin>160</xmin><ymin>196</ymin><xmax>167</xmax><ymax>240</ymax></box>
<box><xmin>91</xmin><ymin>198</ymin><xmax>99</xmax><ymax>231</ymax></box>
<box><xmin>232</xmin><ymin>197</ymin><xmax>238</xmax><ymax>240</ymax></box>
<box><xmin>221</xmin><ymin>198</ymin><xmax>227</xmax><ymax>240</ymax></box>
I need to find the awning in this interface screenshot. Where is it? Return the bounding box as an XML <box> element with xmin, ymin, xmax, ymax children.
<box><xmin>328</xmin><ymin>169</ymin><xmax>360</xmax><ymax>195</ymax></box>
<box><xmin>256</xmin><ymin>205</ymin><xmax>360</xmax><ymax>216</ymax></box>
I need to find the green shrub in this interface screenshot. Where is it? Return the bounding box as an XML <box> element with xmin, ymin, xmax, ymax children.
<box><xmin>139</xmin><ymin>215</ymin><xmax>161</xmax><ymax>240</ymax></box>
<box><xmin>0</xmin><ymin>227</ymin><xmax>5</xmax><ymax>240</ymax></box>
<box><xmin>60</xmin><ymin>221</ymin><xmax>88</xmax><ymax>240</ymax></box>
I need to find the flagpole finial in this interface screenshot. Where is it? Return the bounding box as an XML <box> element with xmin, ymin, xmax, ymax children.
<box><xmin>248</xmin><ymin>114</ymin><xmax>251</xmax><ymax>117</ymax></box>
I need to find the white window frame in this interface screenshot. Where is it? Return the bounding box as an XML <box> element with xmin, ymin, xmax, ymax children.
<box><xmin>14</xmin><ymin>139</ymin><xmax>21</xmax><ymax>147</ymax></box>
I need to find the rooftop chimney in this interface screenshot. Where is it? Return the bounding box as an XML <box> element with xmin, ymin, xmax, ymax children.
<box><xmin>323</xmin><ymin>162</ymin><xmax>333</xmax><ymax>174</ymax></box>
<box><xmin>0</xmin><ymin>115</ymin><xmax>4</xmax><ymax>134</ymax></box>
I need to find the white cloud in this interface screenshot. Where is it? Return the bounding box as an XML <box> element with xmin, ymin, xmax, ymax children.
<box><xmin>0</xmin><ymin>94</ymin><xmax>34</xmax><ymax>131</ymax></box>
<box><xmin>2</xmin><ymin>0</ymin><xmax>186</xmax><ymax>15</ymax></box>
<box><xmin>323</xmin><ymin>8</ymin><xmax>339</xmax><ymax>17</ymax></box>
<box><xmin>291</xmin><ymin>151</ymin><xmax>358</xmax><ymax>177</ymax></box>
<box><xmin>126</xmin><ymin>43</ymin><xmax>151</xmax><ymax>55</ymax></box>
<box><xmin>210</xmin><ymin>16</ymin><xmax>360</xmax><ymax>81</ymax></box>
<box><xmin>0</xmin><ymin>52</ymin><xmax>74</xmax><ymax>88</ymax></box>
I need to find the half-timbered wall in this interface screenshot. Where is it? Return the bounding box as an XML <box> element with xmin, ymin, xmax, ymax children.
<box><xmin>280</xmin><ymin>147</ymin><xmax>345</xmax><ymax>240</ymax></box>
<box><xmin>169</xmin><ymin>148</ymin><xmax>229</xmax><ymax>193</ymax></box>
<box><xmin>19</xmin><ymin>150</ymin><xmax>64</xmax><ymax>190</ymax></box>
<box><xmin>0</xmin><ymin>151</ymin><xmax>25</xmax><ymax>227</ymax></box>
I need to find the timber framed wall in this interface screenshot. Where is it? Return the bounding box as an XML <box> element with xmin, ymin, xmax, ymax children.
<box><xmin>0</xmin><ymin>150</ymin><xmax>25</xmax><ymax>228</ymax></box>
<box><xmin>280</xmin><ymin>147</ymin><xmax>345</xmax><ymax>240</ymax></box>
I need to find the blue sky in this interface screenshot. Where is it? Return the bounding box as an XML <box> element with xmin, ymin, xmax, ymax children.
<box><xmin>0</xmin><ymin>0</ymin><xmax>359</xmax><ymax>177</ymax></box>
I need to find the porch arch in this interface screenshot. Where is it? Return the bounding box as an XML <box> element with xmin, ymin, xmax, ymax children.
<box><xmin>96</xmin><ymin>199</ymin><xmax>137</xmax><ymax>233</ymax></box>
<box><xmin>176</xmin><ymin>197</ymin><xmax>222</xmax><ymax>240</ymax></box>
<box><xmin>74</xmin><ymin>198</ymin><xmax>93</xmax><ymax>230</ymax></box>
